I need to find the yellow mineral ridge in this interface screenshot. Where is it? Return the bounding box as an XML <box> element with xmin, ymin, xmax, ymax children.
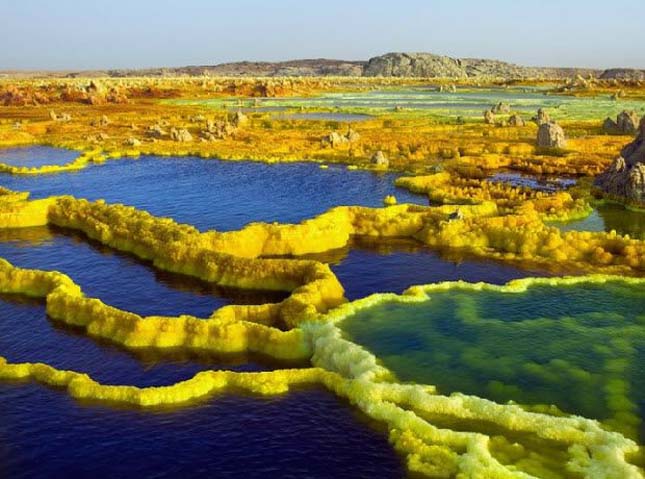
<box><xmin>1</xmin><ymin>188</ymin><xmax>644</xmax><ymax>477</ymax></box>
<box><xmin>2</xmin><ymin>75</ymin><xmax>645</xmax><ymax>476</ymax></box>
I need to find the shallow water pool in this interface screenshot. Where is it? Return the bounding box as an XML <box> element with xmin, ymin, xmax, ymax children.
<box><xmin>0</xmin><ymin>226</ymin><xmax>285</xmax><ymax>317</ymax></box>
<box><xmin>1</xmin><ymin>151</ymin><xmax>426</xmax><ymax>231</ymax></box>
<box><xmin>170</xmin><ymin>87</ymin><xmax>645</xmax><ymax>120</ymax></box>
<box><xmin>302</xmin><ymin>237</ymin><xmax>548</xmax><ymax>300</ymax></box>
<box><xmin>341</xmin><ymin>279</ymin><xmax>645</xmax><ymax>440</ymax></box>
<box><xmin>0</xmin><ymin>145</ymin><xmax>79</xmax><ymax>168</ymax></box>
<box><xmin>0</xmin><ymin>384</ymin><xmax>405</xmax><ymax>479</ymax></box>
<box><xmin>554</xmin><ymin>202</ymin><xmax>645</xmax><ymax>239</ymax></box>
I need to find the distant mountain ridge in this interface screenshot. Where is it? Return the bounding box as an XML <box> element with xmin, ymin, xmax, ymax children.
<box><xmin>2</xmin><ymin>52</ymin><xmax>644</xmax><ymax>79</ymax></box>
<box><xmin>363</xmin><ymin>52</ymin><xmax>602</xmax><ymax>79</ymax></box>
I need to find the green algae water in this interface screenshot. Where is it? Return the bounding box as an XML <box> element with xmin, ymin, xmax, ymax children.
<box><xmin>169</xmin><ymin>87</ymin><xmax>645</xmax><ymax>120</ymax></box>
<box><xmin>555</xmin><ymin>202</ymin><xmax>645</xmax><ymax>239</ymax></box>
<box><xmin>341</xmin><ymin>280</ymin><xmax>645</xmax><ymax>441</ymax></box>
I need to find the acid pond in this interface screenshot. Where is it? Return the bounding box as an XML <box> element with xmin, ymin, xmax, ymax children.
<box><xmin>300</xmin><ymin>237</ymin><xmax>547</xmax><ymax>300</ymax></box>
<box><xmin>555</xmin><ymin>202</ymin><xmax>645</xmax><ymax>239</ymax></box>
<box><xmin>0</xmin><ymin>145</ymin><xmax>79</xmax><ymax>168</ymax></box>
<box><xmin>341</xmin><ymin>279</ymin><xmax>645</xmax><ymax>441</ymax></box>
<box><xmin>170</xmin><ymin>87</ymin><xmax>645</xmax><ymax>120</ymax></box>
<box><xmin>0</xmin><ymin>384</ymin><xmax>404</xmax><ymax>479</ymax></box>
<box><xmin>1</xmin><ymin>148</ymin><xmax>426</xmax><ymax>231</ymax></box>
<box><xmin>2</xmin><ymin>147</ymin><xmax>644</xmax><ymax>477</ymax></box>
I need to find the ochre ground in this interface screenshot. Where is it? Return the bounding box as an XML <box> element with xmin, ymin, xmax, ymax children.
<box><xmin>1</xmin><ymin>76</ymin><xmax>645</xmax><ymax>478</ymax></box>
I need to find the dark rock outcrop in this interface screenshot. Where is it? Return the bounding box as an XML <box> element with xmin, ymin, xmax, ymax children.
<box><xmin>594</xmin><ymin>116</ymin><xmax>645</xmax><ymax>205</ymax></box>
<box><xmin>537</xmin><ymin>122</ymin><xmax>566</xmax><ymax>148</ymax></box>
<box><xmin>534</xmin><ymin>108</ymin><xmax>550</xmax><ymax>125</ymax></box>
<box><xmin>603</xmin><ymin>111</ymin><xmax>640</xmax><ymax>135</ymax></box>
<box><xmin>508</xmin><ymin>114</ymin><xmax>525</xmax><ymax>127</ymax></box>
<box><xmin>603</xmin><ymin>117</ymin><xmax>619</xmax><ymax>132</ymax></box>
<box><xmin>363</xmin><ymin>53</ymin><xmax>466</xmax><ymax>78</ymax></box>
<box><xmin>599</xmin><ymin>69</ymin><xmax>645</xmax><ymax>81</ymax></box>
<box><xmin>371</xmin><ymin>151</ymin><xmax>389</xmax><ymax>167</ymax></box>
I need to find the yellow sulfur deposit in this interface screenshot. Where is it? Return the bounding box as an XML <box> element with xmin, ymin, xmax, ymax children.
<box><xmin>395</xmin><ymin>171</ymin><xmax>591</xmax><ymax>220</ymax></box>
<box><xmin>0</xmin><ymin>149</ymin><xmax>104</xmax><ymax>175</ymax></box>
<box><xmin>0</xmin><ymin>188</ymin><xmax>54</xmax><ymax>228</ymax></box>
<box><xmin>2</xmin><ymin>73</ymin><xmax>645</xmax><ymax>478</ymax></box>
<box><xmin>0</xmin><ymin>258</ymin><xmax>308</xmax><ymax>359</ymax></box>
<box><xmin>1</xmin><ymin>190</ymin><xmax>644</xmax><ymax>477</ymax></box>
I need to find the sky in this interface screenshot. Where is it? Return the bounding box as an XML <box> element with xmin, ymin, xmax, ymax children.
<box><xmin>1</xmin><ymin>0</ymin><xmax>643</xmax><ymax>71</ymax></box>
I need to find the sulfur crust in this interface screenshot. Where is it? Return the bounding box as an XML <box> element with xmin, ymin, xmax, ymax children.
<box><xmin>2</xmin><ymin>340</ymin><xmax>642</xmax><ymax>478</ymax></box>
<box><xmin>5</xmin><ymin>192</ymin><xmax>642</xmax><ymax>277</ymax></box>
<box><xmin>303</xmin><ymin>275</ymin><xmax>645</xmax><ymax>478</ymax></box>
<box><xmin>1</xmin><ymin>191</ymin><xmax>644</xmax><ymax>477</ymax></box>
<box><xmin>0</xmin><ymin>148</ymin><xmax>104</xmax><ymax>175</ymax></box>
<box><xmin>0</xmin><ymin>258</ymin><xmax>309</xmax><ymax>359</ymax></box>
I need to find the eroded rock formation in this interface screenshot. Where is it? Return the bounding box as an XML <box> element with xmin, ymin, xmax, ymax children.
<box><xmin>595</xmin><ymin>116</ymin><xmax>645</xmax><ymax>205</ymax></box>
<box><xmin>508</xmin><ymin>114</ymin><xmax>525</xmax><ymax>127</ymax></box>
<box><xmin>604</xmin><ymin>111</ymin><xmax>639</xmax><ymax>135</ymax></box>
<box><xmin>537</xmin><ymin>122</ymin><xmax>566</xmax><ymax>148</ymax></box>
<box><xmin>371</xmin><ymin>150</ymin><xmax>388</xmax><ymax>167</ymax></box>
<box><xmin>534</xmin><ymin>108</ymin><xmax>550</xmax><ymax>125</ymax></box>
<box><xmin>170</xmin><ymin>127</ymin><xmax>193</xmax><ymax>142</ymax></box>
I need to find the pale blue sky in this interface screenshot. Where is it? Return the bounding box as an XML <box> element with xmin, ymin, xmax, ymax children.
<box><xmin>1</xmin><ymin>0</ymin><xmax>642</xmax><ymax>70</ymax></box>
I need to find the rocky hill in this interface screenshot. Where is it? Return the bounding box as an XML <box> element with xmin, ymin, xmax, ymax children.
<box><xmin>2</xmin><ymin>52</ymin><xmax>642</xmax><ymax>79</ymax></box>
<box><xmin>599</xmin><ymin>69</ymin><xmax>645</xmax><ymax>80</ymax></box>
<box><xmin>102</xmin><ymin>59</ymin><xmax>366</xmax><ymax>78</ymax></box>
<box><xmin>362</xmin><ymin>52</ymin><xmax>601</xmax><ymax>79</ymax></box>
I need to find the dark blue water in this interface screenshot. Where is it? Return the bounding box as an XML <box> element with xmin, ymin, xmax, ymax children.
<box><xmin>0</xmin><ymin>152</ymin><xmax>426</xmax><ymax>231</ymax></box>
<box><xmin>0</xmin><ymin>149</ymin><xmax>549</xmax><ymax>477</ymax></box>
<box><xmin>0</xmin><ymin>226</ymin><xmax>286</xmax><ymax>318</ymax></box>
<box><xmin>0</xmin><ymin>294</ymin><xmax>274</xmax><ymax>387</ymax></box>
<box><xmin>0</xmin><ymin>384</ymin><xmax>404</xmax><ymax>479</ymax></box>
<box><xmin>0</xmin><ymin>145</ymin><xmax>79</xmax><ymax>168</ymax></box>
<box><xmin>0</xmin><ymin>228</ymin><xmax>404</xmax><ymax>477</ymax></box>
<box><xmin>304</xmin><ymin>237</ymin><xmax>546</xmax><ymax>300</ymax></box>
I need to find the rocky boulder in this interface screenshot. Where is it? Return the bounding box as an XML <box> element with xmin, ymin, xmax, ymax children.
<box><xmin>537</xmin><ymin>122</ymin><xmax>566</xmax><ymax>148</ymax></box>
<box><xmin>49</xmin><ymin>110</ymin><xmax>71</xmax><ymax>122</ymax></box>
<box><xmin>231</xmin><ymin>110</ymin><xmax>249</xmax><ymax>127</ymax></box>
<box><xmin>620</xmin><ymin>117</ymin><xmax>645</xmax><ymax>161</ymax></box>
<box><xmin>124</xmin><ymin>137</ymin><xmax>141</xmax><ymax>147</ymax></box>
<box><xmin>617</xmin><ymin>110</ymin><xmax>640</xmax><ymax>135</ymax></box>
<box><xmin>322</xmin><ymin>128</ymin><xmax>360</xmax><ymax>148</ymax></box>
<box><xmin>603</xmin><ymin>117</ymin><xmax>619</xmax><ymax>132</ymax></box>
<box><xmin>594</xmin><ymin>116</ymin><xmax>645</xmax><ymax>205</ymax></box>
<box><xmin>346</xmin><ymin>128</ymin><xmax>360</xmax><ymax>142</ymax></box>
<box><xmin>508</xmin><ymin>114</ymin><xmax>525</xmax><ymax>127</ymax></box>
<box><xmin>483</xmin><ymin>109</ymin><xmax>495</xmax><ymax>124</ymax></box>
<box><xmin>371</xmin><ymin>151</ymin><xmax>389</xmax><ymax>167</ymax></box>
<box><xmin>170</xmin><ymin>128</ymin><xmax>193</xmax><ymax>142</ymax></box>
<box><xmin>147</xmin><ymin>124</ymin><xmax>167</xmax><ymax>139</ymax></box>
<box><xmin>534</xmin><ymin>108</ymin><xmax>550</xmax><ymax>125</ymax></box>
<box><xmin>603</xmin><ymin>111</ymin><xmax>640</xmax><ymax>134</ymax></box>
<box><xmin>322</xmin><ymin>131</ymin><xmax>348</xmax><ymax>148</ymax></box>
<box><xmin>491</xmin><ymin>102</ymin><xmax>511</xmax><ymax>114</ymax></box>
<box><xmin>204</xmin><ymin>119</ymin><xmax>237</xmax><ymax>140</ymax></box>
